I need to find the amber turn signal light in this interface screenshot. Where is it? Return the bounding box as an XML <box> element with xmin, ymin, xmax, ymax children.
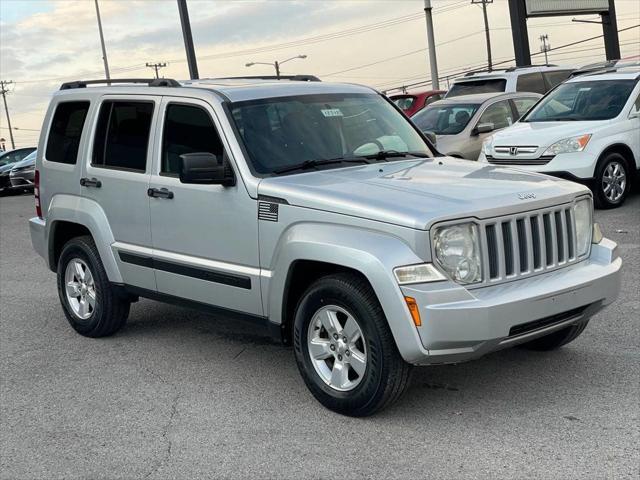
<box><xmin>404</xmin><ymin>296</ymin><xmax>422</xmax><ymax>327</ymax></box>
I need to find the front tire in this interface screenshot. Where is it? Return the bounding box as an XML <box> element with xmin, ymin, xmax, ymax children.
<box><xmin>518</xmin><ymin>320</ymin><xmax>589</xmax><ymax>351</ymax></box>
<box><xmin>293</xmin><ymin>273</ymin><xmax>412</xmax><ymax>416</ymax></box>
<box><xmin>57</xmin><ymin>235</ymin><xmax>130</xmax><ymax>337</ymax></box>
<box><xmin>593</xmin><ymin>153</ymin><xmax>630</xmax><ymax>209</ymax></box>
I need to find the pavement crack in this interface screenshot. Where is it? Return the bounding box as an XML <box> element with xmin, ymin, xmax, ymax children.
<box><xmin>233</xmin><ymin>347</ymin><xmax>247</xmax><ymax>359</ymax></box>
<box><xmin>144</xmin><ymin>392</ymin><xmax>180</xmax><ymax>479</ymax></box>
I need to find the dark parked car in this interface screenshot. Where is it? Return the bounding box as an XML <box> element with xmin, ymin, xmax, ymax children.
<box><xmin>9</xmin><ymin>150</ymin><xmax>37</xmax><ymax>191</ymax></box>
<box><xmin>0</xmin><ymin>147</ymin><xmax>36</xmax><ymax>193</ymax></box>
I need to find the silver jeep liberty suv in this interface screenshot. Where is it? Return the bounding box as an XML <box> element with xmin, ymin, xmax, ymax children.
<box><xmin>30</xmin><ymin>77</ymin><xmax>621</xmax><ymax>416</ymax></box>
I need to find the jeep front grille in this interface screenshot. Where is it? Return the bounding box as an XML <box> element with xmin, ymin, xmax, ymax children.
<box><xmin>481</xmin><ymin>205</ymin><xmax>580</xmax><ymax>284</ymax></box>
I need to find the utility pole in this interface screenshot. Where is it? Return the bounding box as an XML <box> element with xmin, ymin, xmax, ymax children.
<box><xmin>423</xmin><ymin>0</ymin><xmax>440</xmax><ymax>89</ymax></box>
<box><xmin>94</xmin><ymin>0</ymin><xmax>110</xmax><ymax>81</ymax></box>
<box><xmin>539</xmin><ymin>34</ymin><xmax>551</xmax><ymax>64</ymax></box>
<box><xmin>0</xmin><ymin>81</ymin><xmax>15</xmax><ymax>150</ymax></box>
<box><xmin>472</xmin><ymin>0</ymin><xmax>493</xmax><ymax>71</ymax></box>
<box><xmin>177</xmin><ymin>0</ymin><xmax>199</xmax><ymax>79</ymax></box>
<box><xmin>146</xmin><ymin>62</ymin><xmax>167</xmax><ymax>78</ymax></box>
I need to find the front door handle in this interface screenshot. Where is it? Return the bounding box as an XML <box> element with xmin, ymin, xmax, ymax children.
<box><xmin>80</xmin><ymin>177</ymin><xmax>102</xmax><ymax>188</ymax></box>
<box><xmin>147</xmin><ymin>187</ymin><xmax>174</xmax><ymax>199</ymax></box>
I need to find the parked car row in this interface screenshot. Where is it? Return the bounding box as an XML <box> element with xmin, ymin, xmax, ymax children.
<box><xmin>0</xmin><ymin>147</ymin><xmax>37</xmax><ymax>194</ymax></box>
<box><xmin>402</xmin><ymin>63</ymin><xmax>639</xmax><ymax>209</ymax></box>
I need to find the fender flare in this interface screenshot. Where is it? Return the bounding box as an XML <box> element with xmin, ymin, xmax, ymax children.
<box><xmin>46</xmin><ymin>194</ymin><xmax>122</xmax><ymax>283</ymax></box>
<box><xmin>267</xmin><ymin>222</ymin><xmax>429</xmax><ymax>363</ymax></box>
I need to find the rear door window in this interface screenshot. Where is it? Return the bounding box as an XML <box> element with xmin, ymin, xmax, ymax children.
<box><xmin>447</xmin><ymin>79</ymin><xmax>507</xmax><ymax>97</ymax></box>
<box><xmin>92</xmin><ymin>101</ymin><xmax>154</xmax><ymax>172</ymax></box>
<box><xmin>45</xmin><ymin>102</ymin><xmax>90</xmax><ymax>164</ymax></box>
<box><xmin>516</xmin><ymin>73</ymin><xmax>546</xmax><ymax>94</ymax></box>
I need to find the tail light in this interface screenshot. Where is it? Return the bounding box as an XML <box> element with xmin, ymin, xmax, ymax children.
<box><xmin>34</xmin><ymin>170</ymin><xmax>42</xmax><ymax>219</ymax></box>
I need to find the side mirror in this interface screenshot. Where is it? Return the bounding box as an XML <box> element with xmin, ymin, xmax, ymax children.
<box><xmin>473</xmin><ymin>122</ymin><xmax>495</xmax><ymax>135</ymax></box>
<box><xmin>629</xmin><ymin>105</ymin><xmax>640</xmax><ymax>119</ymax></box>
<box><xmin>179</xmin><ymin>152</ymin><xmax>235</xmax><ymax>186</ymax></box>
<box><xmin>422</xmin><ymin>130</ymin><xmax>437</xmax><ymax>146</ymax></box>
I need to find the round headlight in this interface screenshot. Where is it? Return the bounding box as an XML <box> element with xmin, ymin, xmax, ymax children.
<box><xmin>433</xmin><ymin>223</ymin><xmax>482</xmax><ymax>284</ymax></box>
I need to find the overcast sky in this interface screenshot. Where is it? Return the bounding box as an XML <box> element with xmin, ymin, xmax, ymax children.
<box><xmin>1</xmin><ymin>0</ymin><xmax>639</xmax><ymax>148</ymax></box>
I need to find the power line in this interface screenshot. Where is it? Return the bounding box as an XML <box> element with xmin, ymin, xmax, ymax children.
<box><xmin>0</xmin><ymin>81</ymin><xmax>16</xmax><ymax>150</ymax></box>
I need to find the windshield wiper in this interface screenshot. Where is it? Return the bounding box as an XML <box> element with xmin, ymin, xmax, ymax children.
<box><xmin>273</xmin><ymin>157</ymin><xmax>370</xmax><ymax>174</ymax></box>
<box><xmin>363</xmin><ymin>150</ymin><xmax>430</xmax><ymax>161</ymax></box>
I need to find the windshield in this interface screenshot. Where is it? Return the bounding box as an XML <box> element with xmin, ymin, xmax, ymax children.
<box><xmin>411</xmin><ymin>103</ymin><xmax>480</xmax><ymax>135</ymax></box>
<box><xmin>230</xmin><ymin>93</ymin><xmax>432</xmax><ymax>175</ymax></box>
<box><xmin>391</xmin><ymin>96</ymin><xmax>416</xmax><ymax>111</ymax></box>
<box><xmin>447</xmin><ymin>79</ymin><xmax>506</xmax><ymax>97</ymax></box>
<box><xmin>524</xmin><ymin>79</ymin><xmax>636</xmax><ymax>122</ymax></box>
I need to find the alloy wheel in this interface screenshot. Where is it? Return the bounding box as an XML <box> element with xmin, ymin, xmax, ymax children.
<box><xmin>602</xmin><ymin>161</ymin><xmax>626</xmax><ymax>203</ymax></box>
<box><xmin>64</xmin><ymin>258</ymin><xmax>96</xmax><ymax>320</ymax></box>
<box><xmin>307</xmin><ymin>305</ymin><xmax>367</xmax><ymax>392</ymax></box>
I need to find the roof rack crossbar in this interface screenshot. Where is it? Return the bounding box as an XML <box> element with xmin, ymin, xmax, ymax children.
<box><xmin>198</xmin><ymin>75</ymin><xmax>321</xmax><ymax>82</ymax></box>
<box><xmin>60</xmin><ymin>78</ymin><xmax>181</xmax><ymax>90</ymax></box>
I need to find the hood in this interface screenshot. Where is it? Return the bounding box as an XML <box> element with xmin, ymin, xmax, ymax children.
<box><xmin>10</xmin><ymin>156</ymin><xmax>36</xmax><ymax>170</ymax></box>
<box><xmin>490</xmin><ymin>120</ymin><xmax>610</xmax><ymax>148</ymax></box>
<box><xmin>0</xmin><ymin>163</ymin><xmax>14</xmax><ymax>175</ymax></box>
<box><xmin>432</xmin><ymin>134</ymin><xmax>464</xmax><ymax>154</ymax></box>
<box><xmin>257</xmin><ymin>157</ymin><xmax>588</xmax><ymax>230</ymax></box>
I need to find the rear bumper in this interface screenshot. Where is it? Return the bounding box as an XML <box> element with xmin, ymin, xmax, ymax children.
<box><xmin>400</xmin><ymin>238</ymin><xmax>621</xmax><ymax>365</ymax></box>
<box><xmin>29</xmin><ymin>216</ymin><xmax>47</xmax><ymax>262</ymax></box>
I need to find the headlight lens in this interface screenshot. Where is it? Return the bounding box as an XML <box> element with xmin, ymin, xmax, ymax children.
<box><xmin>574</xmin><ymin>198</ymin><xmax>592</xmax><ymax>256</ymax></box>
<box><xmin>543</xmin><ymin>134</ymin><xmax>591</xmax><ymax>156</ymax></box>
<box><xmin>394</xmin><ymin>263</ymin><xmax>446</xmax><ymax>285</ymax></box>
<box><xmin>481</xmin><ymin>135</ymin><xmax>494</xmax><ymax>156</ymax></box>
<box><xmin>433</xmin><ymin>223</ymin><xmax>482</xmax><ymax>284</ymax></box>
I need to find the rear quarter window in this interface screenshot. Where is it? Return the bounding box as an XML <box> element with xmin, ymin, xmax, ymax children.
<box><xmin>447</xmin><ymin>79</ymin><xmax>507</xmax><ymax>97</ymax></box>
<box><xmin>45</xmin><ymin>101</ymin><xmax>90</xmax><ymax>164</ymax></box>
<box><xmin>516</xmin><ymin>72</ymin><xmax>546</xmax><ymax>95</ymax></box>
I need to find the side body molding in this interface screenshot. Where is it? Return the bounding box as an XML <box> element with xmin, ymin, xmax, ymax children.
<box><xmin>46</xmin><ymin>194</ymin><xmax>122</xmax><ymax>283</ymax></box>
<box><xmin>265</xmin><ymin>223</ymin><xmax>430</xmax><ymax>363</ymax></box>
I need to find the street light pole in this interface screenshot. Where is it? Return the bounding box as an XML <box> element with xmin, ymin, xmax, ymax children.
<box><xmin>472</xmin><ymin>0</ymin><xmax>494</xmax><ymax>71</ymax></box>
<box><xmin>540</xmin><ymin>34</ymin><xmax>551</xmax><ymax>64</ymax></box>
<box><xmin>423</xmin><ymin>0</ymin><xmax>440</xmax><ymax>90</ymax></box>
<box><xmin>94</xmin><ymin>0</ymin><xmax>110</xmax><ymax>81</ymax></box>
<box><xmin>246</xmin><ymin>55</ymin><xmax>307</xmax><ymax>79</ymax></box>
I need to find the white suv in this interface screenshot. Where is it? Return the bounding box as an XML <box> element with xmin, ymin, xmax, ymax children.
<box><xmin>446</xmin><ymin>65</ymin><xmax>574</xmax><ymax>98</ymax></box>
<box><xmin>479</xmin><ymin>67</ymin><xmax>640</xmax><ymax>208</ymax></box>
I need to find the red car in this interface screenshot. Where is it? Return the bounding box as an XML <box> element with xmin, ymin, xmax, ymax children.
<box><xmin>390</xmin><ymin>90</ymin><xmax>446</xmax><ymax>116</ymax></box>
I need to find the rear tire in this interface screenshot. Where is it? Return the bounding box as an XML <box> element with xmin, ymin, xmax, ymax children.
<box><xmin>518</xmin><ymin>320</ymin><xmax>589</xmax><ymax>351</ymax></box>
<box><xmin>57</xmin><ymin>235</ymin><xmax>130</xmax><ymax>337</ymax></box>
<box><xmin>593</xmin><ymin>152</ymin><xmax>630</xmax><ymax>209</ymax></box>
<box><xmin>293</xmin><ymin>273</ymin><xmax>412</xmax><ymax>416</ymax></box>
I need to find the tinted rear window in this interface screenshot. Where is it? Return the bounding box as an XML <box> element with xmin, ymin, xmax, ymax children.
<box><xmin>447</xmin><ymin>79</ymin><xmax>507</xmax><ymax>97</ymax></box>
<box><xmin>45</xmin><ymin>102</ymin><xmax>90</xmax><ymax>164</ymax></box>
<box><xmin>92</xmin><ymin>101</ymin><xmax>153</xmax><ymax>172</ymax></box>
<box><xmin>391</xmin><ymin>96</ymin><xmax>416</xmax><ymax>111</ymax></box>
<box><xmin>516</xmin><ymin>72</ymin><xmax>546</xmax><ymax>94</ymax></box>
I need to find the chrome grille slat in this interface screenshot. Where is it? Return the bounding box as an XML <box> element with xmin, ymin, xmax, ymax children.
<box><xmin>481</xmin><ymin>204</ymin><xmax>581</xmax><ymax>286</ymax></box>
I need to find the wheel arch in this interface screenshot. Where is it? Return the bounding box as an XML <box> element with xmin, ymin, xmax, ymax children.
<box><xmin>266</xmin><ymin>223</ymin><xmax>428</xmax><ymax>363</ymax></box>
<box><xmin>598</xmin><ymin>143</ymin><xmax>637</xmax><ymax>178</ymax></box>
<box><xmin>46</xmin><ymin>194</ymin><xmax>122</xmax><ymax>282</ymax></box>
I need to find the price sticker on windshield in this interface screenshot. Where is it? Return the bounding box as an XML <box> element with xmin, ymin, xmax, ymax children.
<box><xmin>321</xmin><ymin>108</ymin><xmax>343</xmax><ymax>117</ymax></box>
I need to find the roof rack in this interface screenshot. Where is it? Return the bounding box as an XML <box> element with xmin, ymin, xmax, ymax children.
<box><xmin>463</xmin><ymin>64</ymin><xmax>559</xmax><ymax>77</ymax></box>
<box><xmin>201</xmin><ymin>75</ymin><xmax>321</xmax><ymax>82</ymax></box>
<box><xmin>60</xmin><ymin>78</ymin><xmax>181</xmax><ymax>90</ymax></box>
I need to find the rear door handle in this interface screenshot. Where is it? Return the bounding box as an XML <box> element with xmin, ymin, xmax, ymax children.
<box><xmin>147</xmin><ymin>187</ymin><xmax>174</xmax><ymax>199</ymax></box>
<box><xmin>80</xmin><ymin>177</ymin><xmax>102</xmax><ymax>188</ymax></box>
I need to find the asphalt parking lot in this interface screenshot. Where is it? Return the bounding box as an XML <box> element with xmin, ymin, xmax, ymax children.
<box><xmin>1</xmin><ymin>191</ymin><xmax>638</xmax><ymax>479</ymax></box>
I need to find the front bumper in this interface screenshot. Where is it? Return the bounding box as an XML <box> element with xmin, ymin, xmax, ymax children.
<box><xmin>9</xmin><ymin>170</ymin><xmax>35</xmax><ymax>188</ymax></box>
<box><xmin>400</xmin><ymin>238</ymin><xmax>621</xmax><ymax>365</ymax></box>
<box><xmin>479</xmin><ymin>151</ymin><xmax>598</xmax><ymax>180</ymax></box>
